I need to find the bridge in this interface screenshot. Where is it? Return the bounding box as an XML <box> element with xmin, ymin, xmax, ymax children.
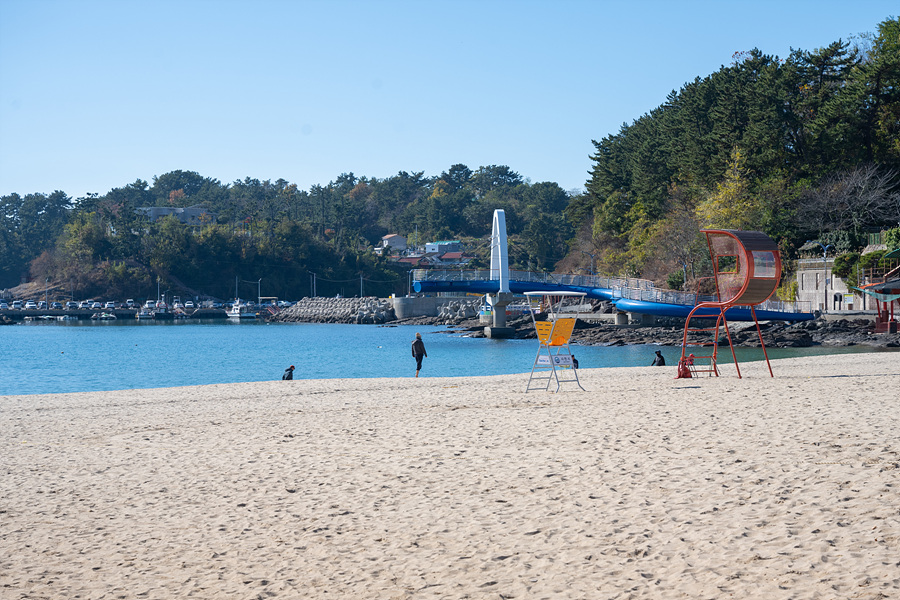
<box><xmin>412</xmin><ymin>210</ymin><xmax>813</xmax><ymax>323</ymax></box>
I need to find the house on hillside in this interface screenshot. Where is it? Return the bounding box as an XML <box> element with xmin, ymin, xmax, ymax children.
<box><xmin>397</xmin><ymin>256</ymin><xmax>432</xmax><ymax>268</ymax></box>
<box><xmin>433</xmin><ymin>251</ymin><xmax>474</xmax><ymax>267</ymax></box>
<box><xmin>425</xmin><ymin>240</ymin><xmax>463</xmax><ymax>254</ymax></box>
<box><xmin>376</xmin><ymin>234</ymin><xmax>407</xmax><ymax>256</ymax></box>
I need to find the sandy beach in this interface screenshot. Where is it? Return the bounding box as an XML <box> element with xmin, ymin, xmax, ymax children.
<box><xmin>2</xmin><ymin>353</ymin><xmax>898</xmax><ymax>599</ymax></box>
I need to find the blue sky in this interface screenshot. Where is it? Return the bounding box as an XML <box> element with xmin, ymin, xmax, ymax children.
<box><xmin>0</xmin><ymin>0</ymin><xmax>895</xmax><ymax>199</ymax></box>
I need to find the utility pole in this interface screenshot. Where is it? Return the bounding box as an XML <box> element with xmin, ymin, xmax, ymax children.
<box><xmin>808</xmin><ymin>241</ymin><xmax>833</xmax><ymax>312</ymax></box>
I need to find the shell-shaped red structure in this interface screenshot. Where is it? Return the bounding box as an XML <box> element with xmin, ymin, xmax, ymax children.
<box><xmin>705</xmin><ymin>229</ymin><xmax>782</xmax><ymax>306</ymax></box>
<box><xmin>678</xmin><ymin>230</ymin><xmax>783</xmax><ymax>379</ymax></box>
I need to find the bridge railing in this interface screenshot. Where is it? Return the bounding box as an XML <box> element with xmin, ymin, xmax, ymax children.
<box><xmin>415</xmin><ymin>269</ymin><xmax>655</xmax><ymax>291</ymax></box>
<box><xmin>415</xmin><ymin>269</ymin><xmax>812</xmax><ymax>314</ymax></box>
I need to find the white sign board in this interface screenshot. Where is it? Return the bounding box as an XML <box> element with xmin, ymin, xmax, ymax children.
<box><xmin>536</xmin><ymin>355</ymin><xmax>573</xmax><ymax>366</ymax></box>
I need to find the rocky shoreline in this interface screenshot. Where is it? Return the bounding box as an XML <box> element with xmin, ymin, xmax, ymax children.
<box><xmin>388</xmin><ymin>314</ymin><xmax>900</xmax><ymax>349</ymax></box>
<box><xmin>269</xmin><ymin>297</ymin><xmax>899</xmax><ymax>349</ymax></box>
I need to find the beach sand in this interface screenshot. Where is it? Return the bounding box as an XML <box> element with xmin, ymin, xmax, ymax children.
<box><xmin>1</xmin><ymin>353</ymin><xmax>898</xmax><ymax>599</ymax></box>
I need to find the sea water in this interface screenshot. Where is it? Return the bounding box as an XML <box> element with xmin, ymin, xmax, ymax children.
<box><xmin>0</xmin><ymin>319</ymin><xmax>889</xmax><ymax>396</ymax></box>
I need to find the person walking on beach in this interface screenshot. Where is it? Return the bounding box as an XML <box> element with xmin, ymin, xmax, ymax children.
<box><xmin>651</xmin><ymin>350</ymin><xmax>665</xmax><ymax>366</ymax></box>
<box><xmin>282</xmin><ymin>365</ymin><xmax>295</xmax><ymax>380</ymax></box>
<box><xmin>412</xmin><ymin>333</ymin><xmax>427</xmax><ymax>377</ymax></box>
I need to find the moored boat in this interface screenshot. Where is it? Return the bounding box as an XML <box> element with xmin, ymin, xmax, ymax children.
<box><xmin>91</xmin><ymin>312</ymin><xmax>117</xmax><ymax>320</ymax></box>
<box><xmin>227</xmin><ymin>299</ymin><xmax>257</xmax><ymax>320</ymax></box>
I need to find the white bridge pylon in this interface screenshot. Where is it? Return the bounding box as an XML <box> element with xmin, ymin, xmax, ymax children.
<box><xmin>490</xmin><ymin>209</ymin><xmax>510</xmax><ymax>294</ymax></box>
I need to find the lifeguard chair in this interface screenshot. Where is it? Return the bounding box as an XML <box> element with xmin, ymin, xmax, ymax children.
<box><xmin>524</xmin><ymin>291</ymin><xmax>586</xmax><ymax>393</ymax></box>
<box><xmin>678</xmin><ymin>230</ymin><xmax>782</xmax><ymax>379</ymax></box>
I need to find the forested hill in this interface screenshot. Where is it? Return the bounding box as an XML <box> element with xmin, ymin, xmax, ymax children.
<box><xmin>567</xmin><ymin>16</ymin><xmax>900</xmax><ymax>288</ymax></box>
<box><xmin>0</xmin><ymin>165</ymin><xmax>574</xmax><ymax>300</ymax></box>
<box><xmin>1</xmin><ymin>16</ymin><xmax>898</xmax><ymax>302</ymax></box>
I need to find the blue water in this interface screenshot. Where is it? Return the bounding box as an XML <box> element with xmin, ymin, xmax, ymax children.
<box><xmin>0</xmin><ymin>319</ymin><xmax>891</xmax><ymax>396</ymax></box>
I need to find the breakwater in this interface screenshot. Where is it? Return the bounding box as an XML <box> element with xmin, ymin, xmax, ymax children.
<box><xmin>269</xmin><ymin>296</ymin><xmax>484</xmax><ymax>324</ymax></box>
<box><xmin>269</xmin><ymin>297</ymin><xmax>397</xmax><ymax>324</ymax></box>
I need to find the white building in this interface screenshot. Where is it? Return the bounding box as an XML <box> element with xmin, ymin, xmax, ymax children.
<box><xmin>377</xmin><ymin>234</ymin><xmax>407</xmax><ymax>255</ymax></box>
<box><xmin>425</xmin><ymin>240</ymin><xmax>463</xmax><ymax>254</ymax></box>
<box><xmin>795</xmin><ymin>258</ymin><xmax>867</xmax><ymax>312</ymax></box>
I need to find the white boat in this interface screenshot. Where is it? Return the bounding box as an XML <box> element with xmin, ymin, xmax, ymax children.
<box><xmin>227</xmin><ymin>299</ymin><xmax>257</xmax><ymax>320</ymax></box>
<box><xmin>91</xmin><ymin>312</ymin><xmax>117</xmax><ymax>320</ymax></box>
<box><xmin>135</xmin><ymin>309</ymin><xmax>152</xmax><ymax>320</ymax></box>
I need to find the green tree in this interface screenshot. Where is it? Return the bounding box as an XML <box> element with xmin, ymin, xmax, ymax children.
<box><xmin>696</xmin><ymin>148</ymin><xmax>764</xmax><ymax>230</ymax></box>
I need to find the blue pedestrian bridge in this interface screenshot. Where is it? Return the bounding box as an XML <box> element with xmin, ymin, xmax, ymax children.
<box><xmin>412</xmin><ymin>268</ymin><xmax>814</xmax><ymax>322</ymax></box>
<box><xmin>411</xmin><ymin>210</ymin><xmax>813</xmax><ymax>322</ymax></box>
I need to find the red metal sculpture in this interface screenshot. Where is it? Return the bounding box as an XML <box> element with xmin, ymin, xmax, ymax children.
<box><xmin>677</xmin><ymin>229</ymin><xmax>782</xmax><ymax>379</ymax></box>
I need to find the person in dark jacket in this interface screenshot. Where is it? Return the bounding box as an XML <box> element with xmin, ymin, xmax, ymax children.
<box><xmin>282</xmin><ymin>365</ymin><xmax>295</xmax><ymax>380</ymax></box>
<box><xmin>651</xmin><ymin>350</ymin><xmax>665</xmax><ymax>366</ymax></box>
<box><xmin>412</xmin><ymin>333</ymin><xmax>427</xmax><ymax>377</ymax></box>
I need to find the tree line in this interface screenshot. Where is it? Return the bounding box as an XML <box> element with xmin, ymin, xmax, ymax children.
<box><xmin>1</xmin><ymin>165</ymin><xmax>573</xmax><ymax>300</ymax></box>
<box><xmin>567</xmin><ymin>16</ymin><xmax>900</xmax><ymax>291</ymax></box>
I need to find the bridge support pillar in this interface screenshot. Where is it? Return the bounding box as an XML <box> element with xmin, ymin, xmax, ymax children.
<box><xmin>484</xmin><ymin>292</ymin><xmax>515</xmax><ymax>338</ymax></box>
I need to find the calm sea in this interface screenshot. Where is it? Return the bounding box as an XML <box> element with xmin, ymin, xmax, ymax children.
<box><xmin>0</xmin><ymin>319</ymin><xmax>890</xmax><ymax>396</ymax></box>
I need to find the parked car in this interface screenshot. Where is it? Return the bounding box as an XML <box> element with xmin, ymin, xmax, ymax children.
<box><xmin>79</xmin><ymin>301</ymin><xmax>91</xmax><ymax>309</ymax></box>
<box><xmin>91</xmin><ymin>302</ymin><xmax>102</xmax><ymax>309</ymax></box>
<box><xmin>104</xmin><ymin>301</ymin><xmax>116</xmax><ymax>309</ymax></box>
<box><xmin>144</xmin><ymin>300</ymin><xmax>156</xmax><ymax>309</ymax></box>
<box><xmin>37</xmin><ymin>300</ymin><xmax>48</xmax><ymax>309</ymax></box>
<box><xmin>185</xmin><ymin>301</ymin><xmax>194</xmax><ymax>309</ymax></box>
<box><xmin>24</xmin><ymin>301</ymin><xmax>38</xmax><ymax>309</ymax></box>
<box><xmin>50</xmin><ymin>302</ymin><xmax>63</xmax><ymax>309</ymax></box>
<box><xmin>125</xmin><ymin>299</ymin><xmax>135</xmax><ymax>308</ymax></box>
<box><xmin>12</xmin><ymin>300</ymin><xmax>23</xmax><ymax>309</ymax></box>
<box><xmin>65</xmin><ymin>301</ymin><xmax>78</xmax><ymax>309</ymax></box>
<box><xmin>0</xmin><ymin>302</ymin><xmax>9</xmax><ymax>310</ymax></box>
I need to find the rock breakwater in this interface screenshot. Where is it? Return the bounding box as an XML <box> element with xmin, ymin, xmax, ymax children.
<box><xmin>269</xmin><ymin>297</ymin><xmax>396</xmax><ymax>324</ymax></box>
<box><xmin>453</xmin><ymin>316</ymin><xmax>900</xmax><ymax>348</ymax></box>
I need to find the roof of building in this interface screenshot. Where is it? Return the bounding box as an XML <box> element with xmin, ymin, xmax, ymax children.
<box><xmin>397</xmin><ymin>256</ymin><xmax>430</xmax><ymax>264</ymax></box>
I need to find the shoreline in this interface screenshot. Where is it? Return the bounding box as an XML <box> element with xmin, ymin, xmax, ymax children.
<box><xmin>3</xmin><ymin>342</ymin><xmax>896</xmax><ymax>398</ymax></box>
<box><xmin>2</xmin><ymin>353</ymin><xmax>899</xmax><ymax>599</ymax></box>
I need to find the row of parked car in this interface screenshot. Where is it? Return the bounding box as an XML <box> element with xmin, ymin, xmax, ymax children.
<box><xmin>1</xmin><ymin>298</ymin><xmax>292</xmax><ymax>311</ymax></box>
<box><xmin>0</xmin><ymin>299</ymin><xmax>162</xmax><ymax>311</ymax></box>
<box><xmin>0</xmin><ymin>299</ymin><xmax>106</xmax><ymax>310</ymax></box>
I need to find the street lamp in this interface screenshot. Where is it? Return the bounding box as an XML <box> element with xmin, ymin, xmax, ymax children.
<box><xmin>580</xmin><ymin>250</ymin><xmax>596</xmax><ymax>278</ymax></box>
<box><xmin>807</xmin><ymin>241</ymin><xmax>834</xmax><ymax>313</ymax></box>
